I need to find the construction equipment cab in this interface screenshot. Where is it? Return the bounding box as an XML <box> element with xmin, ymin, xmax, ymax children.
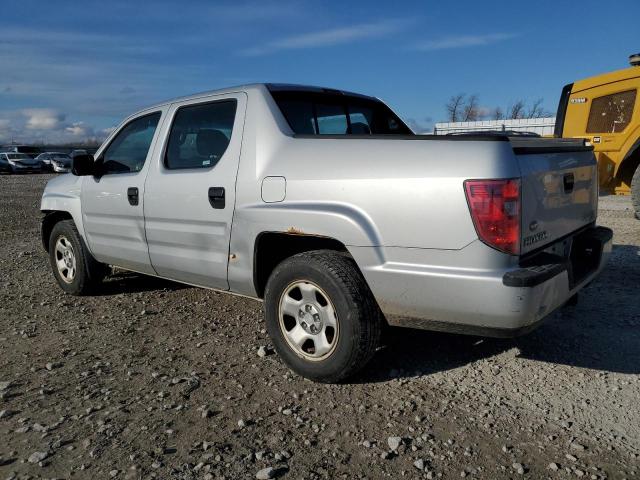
<box><xmin>555</xmin><ymin>53</ymin><xmax>640</xmax><ymax>218</ymax></box>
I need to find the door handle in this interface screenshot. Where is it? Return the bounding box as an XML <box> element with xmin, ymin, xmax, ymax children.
<box><xmin>563</xmin><ymin>173</ymin><xmax>574</xmax><ymax>194</ymax></box>
<box><xmin>127</xmin><ymin>187</ymin><xmax>139</xmax><ymax>206</ymax></box>
<box><xmin>208</xmin><ymin>187</ymin><xmax>225</xmax><ymax>209</ymax></box>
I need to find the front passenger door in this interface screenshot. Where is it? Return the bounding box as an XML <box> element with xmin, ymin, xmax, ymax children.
<box><xmin>81</xmin><ymin>110</ymin><xmax>163</xmax><ymax>274</ymax></box>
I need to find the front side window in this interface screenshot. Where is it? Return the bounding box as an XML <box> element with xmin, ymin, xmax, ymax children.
<box><xmin>586</xmin><ymin>90</ymin><xmax>637</xmax><ymax>133</ymax></box>
<box><xmin>101</xmin><ymin>112</ymin><xmax>161</xmax><ymax>174</ymax></box>
<box><xmin>165</xmin><ymin>100</ymin><xmax>237</xmax><ymax>170</ymax></box>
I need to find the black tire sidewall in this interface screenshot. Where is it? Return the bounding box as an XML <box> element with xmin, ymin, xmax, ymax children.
<box><xmin>264</xmin><ymin>254</ymin><xmax>370</xmax><ymax>382</ymax></box>
<box><xmin>632</xmin><ymin>164</ymin><xmax>640</xmax><ymax>220</ymax></box>
<box><xmin>48</xmin><ymin>221</ymin><xmax>89</xmax><ymax>295</ymax></box>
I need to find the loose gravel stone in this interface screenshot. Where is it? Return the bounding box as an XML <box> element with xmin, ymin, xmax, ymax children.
<box><xmin>387</xmin><ymin>436</ymin><xmax>402</xmax><ymax>451</ymax></box>
<box><xmin>255</xmin><ymin>467</ymin><xmax>276</xmax><ymax>479</ymax></box>
<box><xmin>28</xmin><ymin>451</ymin><xmax>48</xmax><ymax>464</ymax></box>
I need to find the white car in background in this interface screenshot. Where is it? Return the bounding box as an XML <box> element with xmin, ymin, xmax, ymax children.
<box><xmin>36</xmin><ymin>152</ymin><xmax>72</xmax><ymax>173</ymax></box>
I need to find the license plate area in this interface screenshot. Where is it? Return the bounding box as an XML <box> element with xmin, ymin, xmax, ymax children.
<box><xmin>567</xmin><ymin>227</ymin><xmax>612</xmax><ymax>288</ymax></box>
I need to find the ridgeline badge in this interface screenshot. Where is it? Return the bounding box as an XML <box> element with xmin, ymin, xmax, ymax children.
<box><xmin>523</xmin><ymin>231</ymin><xmax>548</xmax><ymax>247</ymax></box>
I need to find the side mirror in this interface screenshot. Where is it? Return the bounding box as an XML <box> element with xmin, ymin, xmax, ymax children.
<box><xmin>71</xmin><ymin>154</ymin><xmax>95</xmax><ymax>176</ymax></box>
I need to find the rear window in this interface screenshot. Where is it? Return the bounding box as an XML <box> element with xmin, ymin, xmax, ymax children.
<box><xmin>586</xmin><ymin>89</ymin><xmax>637</xmax><ymax>133</ymax></box>
<box><xmin>269</xmin><ymin>89</ymin><xmax>412</xmax><ymax>135</ymax></box>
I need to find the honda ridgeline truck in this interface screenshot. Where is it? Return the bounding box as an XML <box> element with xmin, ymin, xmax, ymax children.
<box><xmin>40</xmin><ymin>84</ymin><xmax>612</xmax><ymax>382</ymax></box>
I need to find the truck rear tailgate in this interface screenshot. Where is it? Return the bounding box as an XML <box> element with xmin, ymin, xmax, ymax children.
<box><xmin>511</xmin><ymin>138</ymin><xmax>597</xmax><ymax>255</ymax></box>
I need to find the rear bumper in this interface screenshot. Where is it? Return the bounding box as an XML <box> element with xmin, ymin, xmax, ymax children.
<box><xmin>503</xmin><ymin>227</ymin><xmax>613</xmax><ymax>288</ymax></box>
<box><xmin>351</xmin><ymin>226</ymin><xmax>613</xmax><ymax>337</ymax></box>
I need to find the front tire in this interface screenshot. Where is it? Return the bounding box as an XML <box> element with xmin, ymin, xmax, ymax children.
<box><xmin>48</xmin><ymin>220</ymin><xmax>108</xmax><ymax>295</ymax></box>
<box><xmin>631</xmin><ymin>164</ymin><xmax>640</xmax><ymax>220</ymax></box>
<box><xmin>264</xmin><ymin>250</ymin><xmax>383</xmax><ymax>383</ymax></box>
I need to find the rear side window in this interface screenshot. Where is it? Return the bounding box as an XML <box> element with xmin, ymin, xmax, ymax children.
<box><xmin>102</xmin><ymin>112</ymin><xmax>161</xmax><ymax>174</ymax></box>
<box><xmin>165</xmin><ymin>100</ymin><xmax>237</xmax><ymax>170</ymax></box>
<box><xmin>316</xmin><ymin>103</ymin><xmax>348</xmax><ymax>134</ymax></box>
<box><xmin>586</xmin><ymin>90</ymin><xmax>637</xmax><ymax>133</ymax></box>
<box><xmin>270</xmin><ymin>90</ymin><xmax>412</xmax><ymax>135</ymax></box>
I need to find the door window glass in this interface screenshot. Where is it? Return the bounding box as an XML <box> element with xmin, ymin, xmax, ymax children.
<box><xmin>102</xmin><ymin>112</ymin><xmax>161</xmax><ymax>174</ymax></box>
<box><xmin>165</xmin><ymin>100</ymin><xmax>237</xmax><ymax>170</ymax></box>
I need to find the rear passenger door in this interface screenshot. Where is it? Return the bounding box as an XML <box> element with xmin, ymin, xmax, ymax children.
<box><xmin>143</xmin><ymin>93</ymin><xmax>246</xmax><ymax>289</ymax></box>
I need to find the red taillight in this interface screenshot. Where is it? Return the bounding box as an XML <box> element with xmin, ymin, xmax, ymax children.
<box><xmin>464</xmin><ymin>178</ymin><xmax>520</xmax><ymax>255</ymax></box>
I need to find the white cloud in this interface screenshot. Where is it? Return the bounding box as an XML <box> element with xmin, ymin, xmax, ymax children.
<box><xmin>101</xmin><ymin>126</ymin><xmax>117</xmax><ymax>136</ymax></box>
<box><xmin>65</xmin><ymin>122</ymin><xmax>94</xmax><ymax>137</ymax></box>
<box><xmin>0</xmin><ymin>110</ymin><xmax>108</xmax><ymax>144</ymax></box>
<box><xmin>240</xmin><ymin>20</ymin><xmax>408</xmax><ymax>56</ymax></box>
<box><xmin>414</xmin><ymin>33</ymin><xmax>517</xmax><ymax>51</ymax></box>
<box><xmin>23</xmin><ymin>109</ymin><xmax>66</xmax><ymax>130</ymax></box>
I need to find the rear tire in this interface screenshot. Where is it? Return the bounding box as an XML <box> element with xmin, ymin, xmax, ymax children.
<box><xmin>264</xmin><ymin>250</ymin><xmax>383</xmax><ymax>383</ymax></box>
<box><xmin>632</xmin><ymin>164</ymin><xmax>640</xmax><ymax>220</ymax></box>
<box><xmin>48</xmin><ymin>220</ymin><xmax>108</xmax><ymax>295</ymax></box>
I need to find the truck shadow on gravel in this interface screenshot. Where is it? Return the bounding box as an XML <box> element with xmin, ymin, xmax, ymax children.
<box><xmin>355</xmin><ymin>244</ymin><xmax>640</xmax><ymax>383</ymax></box>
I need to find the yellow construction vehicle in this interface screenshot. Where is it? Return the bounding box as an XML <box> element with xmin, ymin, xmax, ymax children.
<box><xmin>555</xmin><ymin>53</ymin><xmax>640</xmax><ymax>217</ymax></box>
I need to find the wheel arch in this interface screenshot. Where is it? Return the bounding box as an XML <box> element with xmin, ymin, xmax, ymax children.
<box><xmin>616</xmin><ymin>136</ymin><xmax>640</xmax><ymax>186</ymax></box>
<box><xmin>41</xmin><ymin>210</ymin><xmax>73</xmax><ymax>252</ymax></box>
<box><xmin>253</xmin><ymin>232</ymin><xmax>350</xmax><ymax>298</ymax></box>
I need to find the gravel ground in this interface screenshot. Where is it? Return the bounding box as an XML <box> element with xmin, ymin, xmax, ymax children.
<box><xmin>1</xmin><ymin>173</ymin><xmax>639</xmax><ymax>480</ymax></box>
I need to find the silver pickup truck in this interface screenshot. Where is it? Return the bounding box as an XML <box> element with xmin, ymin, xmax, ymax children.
<box><xmin>40</xmin><ymin>84</ymin><xmax>612</xmax><ymax>382</ymax></box>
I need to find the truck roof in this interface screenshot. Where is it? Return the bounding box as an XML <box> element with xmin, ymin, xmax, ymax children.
<box><xmin>572</xmin><ymin>66</ymin><xmax>640</xmax><ymax>93</ymax></box>
<box><xmin>142</xmin><ymin>83</ymin><xmax>376</xmax><ymax>113</ymax></box>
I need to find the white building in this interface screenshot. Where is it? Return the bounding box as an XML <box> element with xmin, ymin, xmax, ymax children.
<box><xmin>433</xmin><ymin>117</ymin><xmax>556</xmax><ymax>136</ymax></box>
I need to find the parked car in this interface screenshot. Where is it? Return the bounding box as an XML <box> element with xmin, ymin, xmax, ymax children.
<box><xmin>40</xmin><ymin>83</ymin><xmax>612</xmax><ymax>382</ymax></box>
<box><xmin>0</xmin><ymin>145</ymin><xmax>40</xmax><ymax>158</ymax></box>
<box><xmin>36</xmin><ymin>152</ymin><xmax>72</xmax><ymax>173</ymax></box>
<box><xmin>0</xmin><ymin>152</ymin><xmax>42</xmax><ymax>173</ymax></box>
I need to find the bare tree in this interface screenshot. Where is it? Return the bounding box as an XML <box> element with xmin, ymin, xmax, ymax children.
<box><xmin>462</xmin><ymin>94</ymin><xmax>480</xmax><ymax>122</ymax></box>
<box><xmin>508</xmin><ymin>100</ymin><xmax>526</xmax><ymax>119</ymax></box>
<box><xmin>491</xmin><ymin>106</ymin><xmax>504</xmax><ymax>120</ymax></box>
<box><xmin>446</xmin><ymin>94</ymin><xmax>466</xmax><ymax>122</ymax></box>
<box><xmin>526</xmin><ymin>98</ymin><xmax>551</xmax><ymax>118</ymax></box>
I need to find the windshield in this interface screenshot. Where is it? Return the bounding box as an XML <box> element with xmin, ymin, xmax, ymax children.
<box><xmin>7</xmin><ymin>153</ymin><xmax>29</xmax><ymax>160</ymax></box>
<box><xmin>52</xmin><ymin>154</ymin><xmax>71</xmax><ymax>160</ymax></box>
<box><xmin>269</xmin><ymin>88</ymin><xmax>413</xmax><ymax>135</ymax></box>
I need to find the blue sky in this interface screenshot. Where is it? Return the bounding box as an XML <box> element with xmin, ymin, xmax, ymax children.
<box><xmin>1</xmin><ymin>0</ymin><xmax>639</xmax><ymax>143</ymax></box>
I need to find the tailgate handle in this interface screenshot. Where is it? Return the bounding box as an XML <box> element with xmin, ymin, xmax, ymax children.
<box><xmin>563</xmin><ymin>173</ymin><xmax>574</xmax><ymax>194</ymax></box>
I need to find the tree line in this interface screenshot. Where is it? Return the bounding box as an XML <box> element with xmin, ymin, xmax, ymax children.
<box><xmin>445</xmin><ymin>94</ymin><xmax>552</xmax><ymax>122</ymax></box>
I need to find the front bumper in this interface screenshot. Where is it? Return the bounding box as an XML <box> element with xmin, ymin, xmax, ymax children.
<box><xmin>352</xmin><ymin>226</ymin><xmax>613</xmax><ymax>337</ymax></box>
